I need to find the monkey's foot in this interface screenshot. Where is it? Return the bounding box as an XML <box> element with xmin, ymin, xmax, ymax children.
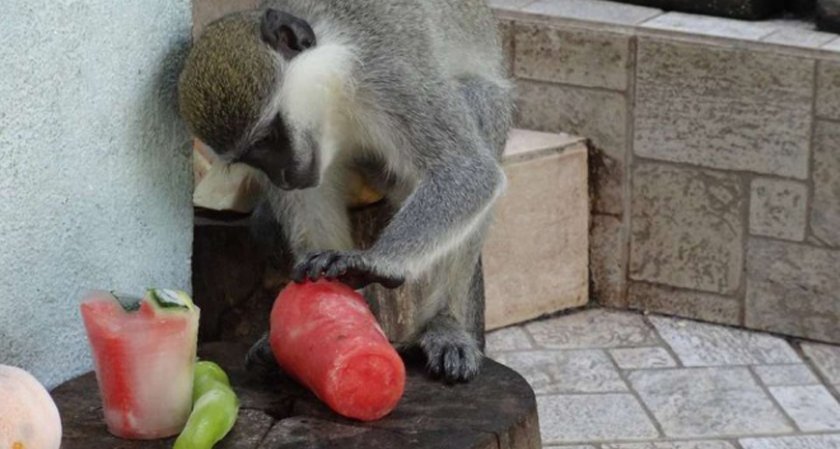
<box><xmin>419</xmin><ymin>321</ymin><xmax>483</xmax><ymax>383</ymax></box>
<box><xmin>292</xmin><ymin>250</ymin><xmax>405</xmax><ymax>289</ymax></box>
<box><xmin>245</xmin><ymin>333</ymin><xmax>283</xmax><ymax>377</ymax></box>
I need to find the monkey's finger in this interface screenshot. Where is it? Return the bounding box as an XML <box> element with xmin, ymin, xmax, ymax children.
<box><xmin>307</xmin><ymin>252</ymin><xmax>339</xmax><ymax>280</ymax></box>
<box><xmin>324</xmin><ymin>257</ymin><xmax>350</xmax><ymax>279</ymax></box>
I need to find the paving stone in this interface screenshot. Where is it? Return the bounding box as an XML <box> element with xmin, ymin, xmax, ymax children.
<box><xmin>824</xmin><ymin>37</ymin><xmax>840</xmax><ymax>51</ymax></box>
<box><xmin>591</xmin><ymin>215</ymin><xmax>628</xmax><ymax>307</ymax></box>
<box><xmin>753</xmin><ymin>365</ymin><xmax>820</xmax><ymax>386</ymax></box>
<box><xmin>628</xmin><ymin>368</ymin><xmax>793</xmax><ymax>437</ymax></box>
<box><xmin>629</xmin><ymin>163</ymin><xmax>745</xmax><ymax>294</ymax></box>
<box><xmin>485</xmin><ymin>138</ymin><xmax>589</xmax><ymax>329</ymax></box>
<box><xmin>746</xmin><ymin>239</ymin><xmax>840</xmax><ymax>343</ymax></box>
<box><xmin>522</xmin><ymin>0</ymin><xmax>663</xmax><ymax>25</ymax></box>
<box><xmin>627</xmin><ymin>281</ymin><xmax>741</xmax><ymax>326</ymax></box>
<box><xmin>609</xmin><ymin>347</ymin><xmax>677</xmax><ymax>369</ymax></box>
<box><xmin>649</xmin><ymin>316</ymin><xmax>800</xmax><ymax>366</ymax></box>
<box><xmin>769</xmin><ymin>385</ymin><xmax>840</xmax><ymax>431</ymax></box>
<box><xmin>812</xmin><ymin>120</ymin><xmax>840</xmax><ymax>246</ymax></box>
<box><xmin>486</xmin><ymin>326</ymin><xmax>535</xmax><ymax>354</ymax></box>
<box><xmin>537</xmin><ymin>393</ymin><xmax>659</xmax><ymax>444</ymax></box>
<box><xmin>605</xmin><ymin>442</ymin><xmax>737</xmax><ymax>449</ymax></box>
<box><xmin>762</xmin><ymin>27</ymin><xmax>839</xmax><ymax>49</ymax></box>
<box><xmin>515</xmin><ymin>80</ymin><xmax>628</xmax><ymax>215</ymax></box>
<box><xmin>801</xmin><ymin>343</ymin><xmax>840</xmax><ymax>385</ymax></box>
<box><xmin>741</xmin><ymin>434</ymin><xmax>840</xmax><ymax>449</ymax></box>
<box><xmin>494</xmin><ymin>349</ymin><xmax>627</xmax><ymax>393</ymax></box>
<box><xmin>640</xmin><ymin>12</ymin><xmax>775</xmax><ymax>40</ymax></box>
<box><xmin>526</xmin><ymin>309</ymin><xmax>659</xmax><ymax>349</ymax></box>
<box><xmin>489</xmin><ymin>0</ymin><xmax>536</xmax><ymax>13</ymax></box>
<box><xmin>634</xmin><ymin>38</ymin><xmax>814</xmax><ymax>179</ymax></box>
<box><xmin>749</xmin><ymin>178</ymin><xmax>808</xmax><ymax>241</ymax></box>
<box><xmin>514</xmin><ymin>22</ymin><xmax>632</xmax><ymax>90</ymax></box>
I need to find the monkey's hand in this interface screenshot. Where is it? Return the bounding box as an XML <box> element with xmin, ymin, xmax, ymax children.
<box><xmin>292</xmin><ymin>250</ymin><xmax>405</xmax><ymax>290</ymax></box>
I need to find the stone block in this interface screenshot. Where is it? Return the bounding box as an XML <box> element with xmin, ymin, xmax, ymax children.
<box><xmin>762</xmin><ymin>27</ymin><xmax>838</xmax><ymax>49</ymax></box>
<box><xmin>741</xmin><ymin>435</ymin><xmax>840</xmax><ymax>449</ymax></box>
<box><xmin>627</xmin><ymin>282</ymin><xmax>741</xmax><ymax>326</ymax></box>
<box><xmin>609</xmin><ymin>347</ymin><xmax>677</xmax><ymax>369</ymax></box>
<box><xmin>486</xmin><ymin>326</ymin><xmax>534</xmax><ymax>354</ymax></box>
<box><xmin>634</xmin><ymin>38</ymin><xmax>814</xmax><ymax>179</ymax></box>
<box><xmin>649</xmin><ymin>315</ymin><xmax>801</xmax><ymax>366</ymax></box>
<box><xmin>514</xmin><ymin>22</ymin><xmax>632</xmax><ymax>90</ymax></box>
<box><xmin>493</xmin><ymin>349</ymin><xmax>628</xmax><ymax>393</ymax></box>
<box><xmin>629</xmin><ymin>163</ymin><xmax>745</xmax><ymax>294</ymax></box>
<box><xmin>640</xmin><ymin>12</ymin><xmax>776</xmax><ymax>39</ymax></box>
<box><xmin>498</xmin><ymin>20</ymin><xmax>514</xmax><ymax>76</ymax></box>
<box><xmin>537</xmin><ymin>394</ymin><xmax>659</xmax><ymax>444</ymax></box>
<box><xmin>192</xmin><ymin>0</ymin><xmax>259</xmax><ymax>37</ymax></box>
<box><xmin>817</xmin><ymin>60</ymin><xmax>840</xmax><ymax>120</ymax></box>
<box><xmin>801</xmin><ymin>343</ymin><xmax>840</xmax><ymax>385</ymax></box>
<box><xmin>590</xmin><ymin>215</ymin><xmax>628</xmax><ymax>307</ymax></box>
<box><xmin>768</xmin><ymin>385</ymin><xmax>840</xmax><ymax>431</ymax></box>
<box><xmin>516</xmin><ymin>80</ymin><xmax>628</xmax><ymax>214</ymax></box>
<box><xmin>522</xmin><ymin>0</ymin><xmax>663</xmax><ymax>26</ymax></box>
<box><xmin>824</xmin><ymin>37</ymin><xmax>840</xmax><ymax>51</ymax></box>
<box><xmin>749</xmin><ymin>178</ymin><xmax>808</xmax><ymax>241</ymax></box>
<box><xmin>812</xmin><ymin>120</ymin><xmax>840</xmax><ymax>246</ymax></box>
<box><xmin>484</xmin><ymin>130</ymin><xmax>589</xmax><ymax>329</ymax></box>
<box><xmin>526</xmin><ymin>309</ymin><xmax>659</xmax><ymax>349</ymax></box>
<box><xmin>752</xmin><ymin>365</ymin><xmax>820</xmax><ymax>387</ymax></box>
<box><xmin>628</xmin><ymin>368</ymin><xmax>793</xmax><ymax>438</ymax></box>
<box><xmin>745</xmin><ymin>239</ymin><xmax>840</xmax><ymax>342</ymax></box>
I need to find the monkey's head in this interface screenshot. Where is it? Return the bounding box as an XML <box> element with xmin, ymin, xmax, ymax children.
<box><xmin>179</xmin><ymin>10</ymin><xmax>318</xmax><ymax>190</ymax></box>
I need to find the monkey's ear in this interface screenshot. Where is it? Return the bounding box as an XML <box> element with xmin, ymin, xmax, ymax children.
<box><xmin>260</xmin><ymin>9</ymin><xmax>316</xmax><ymax>58</ymax></box>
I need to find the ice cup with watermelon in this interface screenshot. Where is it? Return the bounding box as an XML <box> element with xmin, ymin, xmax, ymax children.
<box><xmin>81</xmin><ymin>289</ymin><xmax>200</xmax><ymax>439</ymax></box>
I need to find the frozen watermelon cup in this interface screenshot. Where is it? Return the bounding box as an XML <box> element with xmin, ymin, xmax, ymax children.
<box><xmin>81</xmin><ymin>289</ymin><xmax>200</xmax><ymax>440</ymax></box>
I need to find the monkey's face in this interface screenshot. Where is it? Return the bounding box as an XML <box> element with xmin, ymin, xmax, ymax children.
<box><xmin>178</xmin><ymin>10</ymin><xmax>318</xmax><ymax>190</ymax></box>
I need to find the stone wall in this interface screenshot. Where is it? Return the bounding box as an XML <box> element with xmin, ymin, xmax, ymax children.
<box><xmin>495</xmin><ymin>0</ymin><xmax>840</xmax><ymax>343</ymax></box>
<box><xmin>0</xmin><ymin>0</ymin><xmax>193</xmax><ymax>387</ymax></box>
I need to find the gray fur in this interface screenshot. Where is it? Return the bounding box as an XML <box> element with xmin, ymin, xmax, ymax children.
<box><xmin>186</xmin><ymin>0</ymin><xmax>513</xmax><ymax>382</ymax></box>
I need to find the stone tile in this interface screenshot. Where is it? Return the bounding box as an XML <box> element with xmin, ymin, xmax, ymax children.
<box><xmin>641</xmin><ymin>12</ymin><xmax>775</xmax><ymax>40</ymax></box>
<box><xmin>749</xmin><ymin>178</ymin><xmax>808</xmax><ymax>241</ymax></box>
<box><xmin>649</xmin><ymin>315</ymin><xmax>801</xmax><ymax>366</ymax></box>
<box><xmin>627</xmin><ymin>282</ymin><xmax>741</xmax><ymax>326</ymax></box>
<box><xmin>746</xmin><ymin>239</ymin><xmax>840</xmax><ymax>343</ymax></box>
<box><xmin>493</xmin><ymin>349</ymin><xmax>628</xmax><ymax>394</ymax></box>
<box><xmin>609</xmin><ymin>347</ymin><xmax>677</xmax><ymax>369</ymax></box>
<box><xmin>504</xmin><ymin>128</ymin><xmax>585</xmax><ymax>161</ymax></box>
<box><xmin>488</xmin><ymin>0</ymin><xmax>536</xmax><ymax>13</ymax></box>
<box><xmin>537</xmin><ymin>393</ymin><xmax>659</xmax><ymax>444</ymax></box>
<box><xmin>514</xmin><ymin>22</ymin><xmax>632</xmax><ymax>90</ymax></box>
<box><xmin>817</xmin><ymin>60</ymin><xmax>840</xmax><ymax>120</ymax></box>
<box><xmin>741</xmin><ymin>435</ymin><xmax>840</xmax><ymax>449</ymax></box>
<box><xmin>812</xmin><ymin>120</ymin><xmax>840</xmax><ymax>246</ymax></box>
<box><xmin>605</xmin><ymin>442</ymin><xmax>737</xmax><ymax>449</ymax></box>
<box><xmin>753</xmin><ymin>365</ymin><xmax>820</xmax><ymax>387</ymax></box>
<box><xmin>192</xmin><ymin>0</ymin><xmax>259</xmax><ymax>37</ymax></box>
<box><xmin>629</xmin><ymin>163</ymin><xmax>745</xmax><ymax>294</ymax></box>
<box><xmin>548</xmin><ymin>446</ymin><xmax>598</xmax><ymax>449</ymax></box>
<box><xmin>522</xmin><ymin>0</ymin><xmax>662</xmax><ymax>26</ymax></box>
<box><xmin>825</xmin><ymin>37</ymin><xmax>840</xmax><ymax>51</ymax></box>
<box><xmin>590</xmin><ymin>215</ymin><xmax>628</xmax><ymax>307</ymax></box>
<box><xmin>763</xmin><ymin>28</ymin><xmax>838</xmax><ymax>49</ymax></box>
<box><xmin>526</xmin><ymin>309</ymin><xmax>659</xmax><ymax>349</ymax></box>
<box><xmin>485</xmin><ymin>141</ymin><xmax>589</xmax><ymax>329</ymax></box>
<box><xmin>802</xmin><ymin>343</ymin><xmax>840</xmax><ymax>385</ymax></box>
<box><xmin>769</xmin><ymin>385</ymin><xmax>840</xmax><ymax>431</ymax></box>
<box><xmin>516</xmin><ymin>80</ymin><xmax>628</xmax><ymax>214</ymax></box>
<box><xmin>628</xmin><ymin>368</ymin><xmax>793</xmax><ymax>437</ymax></box>
<box><xmin>634</xmin><ymin>38</ymin><xmax>814</xmax><ymax>179</ymax></box>
<box><xmin>486</xmin><ymin>326</ymin><xmax>534</xmax><ymax>353</ymax></box>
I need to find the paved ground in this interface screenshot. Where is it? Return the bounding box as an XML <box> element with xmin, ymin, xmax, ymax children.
<box><xmin>485</xmin><ymin>308</ymin><xmax>840</xmax><ymax>449</ymax></box>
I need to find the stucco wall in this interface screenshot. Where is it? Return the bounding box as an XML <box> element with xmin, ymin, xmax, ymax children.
<box><xmin>0</xmin><ymin>0</ymin><xmax>194</xmax><ymax>388</ymax></box>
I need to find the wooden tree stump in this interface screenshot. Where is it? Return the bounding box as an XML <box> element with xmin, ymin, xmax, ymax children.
<box><xmin>53</xmin><ymin>342</ymin><xmax>541</xmax><ymax>449</ymax></box>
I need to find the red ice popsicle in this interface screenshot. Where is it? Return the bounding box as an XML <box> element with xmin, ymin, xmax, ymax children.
<box><xmin>270</xmin><ymin>280</ymin><xmax>406</xmax><ymax>421</ymax></box>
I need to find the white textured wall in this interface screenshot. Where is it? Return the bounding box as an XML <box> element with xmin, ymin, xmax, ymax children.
<box><xmin>0</xmin><ymin>0</ymin><xmax>194</xmax><ymax>388</ymax></box>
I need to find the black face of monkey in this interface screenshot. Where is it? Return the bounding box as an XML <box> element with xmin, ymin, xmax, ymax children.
<box><xmin>178</xmin><ymin>9</ymin><xmax>318</xmax><ymax>190</ymax></box>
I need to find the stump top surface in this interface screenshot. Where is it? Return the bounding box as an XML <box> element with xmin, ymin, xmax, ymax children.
<box><xmin>53</xmin><ymin>343</ymin><xmax>540</xmax><ymax>449</ymax></box>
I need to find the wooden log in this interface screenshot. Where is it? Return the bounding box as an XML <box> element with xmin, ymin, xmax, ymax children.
<box><xmin>53</xmin><ymin>343</ymin><xmax>541</xmax><ymax>449</ymax></box>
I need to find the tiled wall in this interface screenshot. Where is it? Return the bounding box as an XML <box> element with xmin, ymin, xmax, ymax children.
<box><xmin>495</xmin><ymin>0</ymin><xmax>840</xmax><ymax>343</ymax></box>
